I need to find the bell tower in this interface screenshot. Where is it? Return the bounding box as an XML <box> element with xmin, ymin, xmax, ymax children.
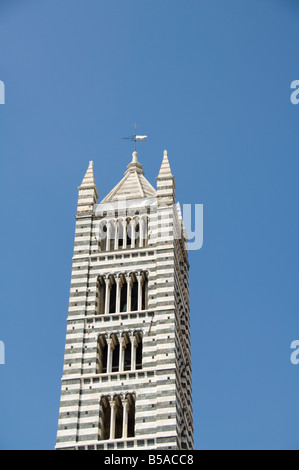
<box><xmin>56</xmin><ymin>150</ymin><xmax>193</xmax><ymax>450</ymax></box>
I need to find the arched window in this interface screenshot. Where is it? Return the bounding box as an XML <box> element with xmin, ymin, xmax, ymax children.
<box><xmin>127</xmin><ymin>394</ymin><xmax>136</xmax><ymax>438</ymax></box>
<box><xmin>109</xmin><ymin>220</ymin><xmax>116</xmax><ymax>251</ymax></box>
<box><xmin>124</xmin><ymin>339</ymin><xmax>132</xmax><ymax>371</ymax></box>
<box><xmin>142</xmin><ymin>276</ymin><xmax>148</xmax><ymax>310</ymax></box>
<box><xmin>100</xmin><ymin>397</ymin><xmax>111</xmax><ymax>441</ymax></box>
<box><xmin>109</xmin><ymin>281</ymin><xmax>116</xmax><ymax>313</ymax></box>
<box><xmin>100</xmin><ymin>394</ymin><xmax>136</xmax><ymax>441</ymax></box>
<box><xmin>118</xmin><ymin>220</ymin><xmax>124</xmax><ymax>249</ymax></box>
<box><xmin>112</xmin><ymin>337</ymin><xmax>120</xmax><ymax>373</ymax></box>
<box><xmin>114</xmin><ymin>395</ymin><xmax>124</xmax><ymax>440</ymax></box>
<box><xmin>140</xmin><ymin>216</ymin><xmax>149</xmax><ymax>248</ymax></box>
<box><xmin>126</xmin><ymin>218</ymin><xmax>132</xmax><ymax>248</ymax></box>
<box><xmin>97</xmin><ymin>335</ymin><xmax>108</xmax><ymax>374</ymax></box>
<box><xmin>135</xmin><ymin>222</ymin><xmax>140</xmax><ymax>248</ymax></box>
<box><xmin>99</xmin><ymin>223</ymin><xmax>107</xmax><ymax>252</ymax></box>
<box><xmin>135</xmin><ymin>332</ymin><xmax>143</xmax><ymax>370</ymax></box>
<box><xmin>97</xmin><ymin>213</ymin><xmax>150</xmax><ymax>252</ymax></box>
<box><xmin>96</xmin><ymin>276</ymin><xmax>106</xmax><ymax>315</ymax></box>
<box><xmin>131</xmin><ymin>276</ymin><xmax>138</xmax><ymax>312</ymax></box>
<box><xmin>98</xmin><ymin>271</ymin><xmax>148</xmax><ymax>315</ymax></box>
<box><xmin>120</xmin><ymin>281</ymin><xmax>127</xmax><ymax>313</ymax></box>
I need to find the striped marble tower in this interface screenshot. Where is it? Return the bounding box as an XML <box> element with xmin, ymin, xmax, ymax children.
<box><xmin>55</xmin><ymin>150</ymin><xmax>193</xmax><ymax>450</ymax></box>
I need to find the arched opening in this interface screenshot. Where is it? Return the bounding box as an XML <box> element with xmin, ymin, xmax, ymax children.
<box><xmin>120</xmin><ymin>281</ymin><xmax>127</xmax><ymax>312</ymax></box>
<box><xmin>124</xmin><ymin>340</ymin><xmax>132</xmax><ymax>371</ymax></box>
<box><xmin>128</xmin><ymin>396</ymin><xmax>136</xmax><ymax>438</ymax></box>
<box><xmin>112</xmin><ymin>340</ymin><xmax>120</xmax><ymax>373</ymax></box>
<box><xmin>131</xmin><ymin>278</ymin><xmax>138</xmax><ymax>312</ymax></box>
<box><xmin>127</xmin><ymin>222</ymin><xmax>132</xmax><ymax>248</ymax></box>
<box><xmin>98</xmin><ymin>336</ymin><xmax>108</xmax><ymax>374</ymax></box>
<box><xmin>100</xmin><ymin>394</ymin><xmax>135</xmax><ymax>441</ymax></box>
<box><xmin>118</xmin><ymin>221</ymin><xmax>124</xmax><ymax>249</ymax></box>
<box><xmin>109</xmin><ymin>282</ymin><xmax>116</xmax><ymax>313</ymax></box>
<box><xmin>100</xmin><ymin>224</ymin><xmax>107</xmax><ymax>252</ymax></box>
<box><xmin>100</xmin><ymin>397</ymin><xmax>111</xmax><ymax>441</ymax></box>
<box><xmin>135</xmin><ymin>223</ymin><xmax>140</xmax><ymax>248</ymax></box>
<box><xmin>136</xmin><ymin>337</ymin><xmax>143</xmax><ymax>370</ymax></box>
<box><xmin>114</xmin><ymin>396</ymin><xmax>124</xmax><ymax>440</ymax></box>
<box><xmin>97</xmin><ymin>277</ymin><xmax>106</xmax><ymax>315</ymax></box>
<box><xmin>109</xmin><ymin>221</ymin><xmax>116</xmax><ymax>251</ymax></box>
<box><xmin>141</xmin><ymin>216</ymin><xmax>149</xmax><ymax>247</ymax></box>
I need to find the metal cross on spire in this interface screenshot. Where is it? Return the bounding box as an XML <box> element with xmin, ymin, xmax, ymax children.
<box><xmin>121</xmin><ymin>123</ymin><xmax>148</xmax><ymax>151</ymax></box>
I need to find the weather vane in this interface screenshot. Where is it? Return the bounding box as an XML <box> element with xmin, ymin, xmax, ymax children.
<box><xmin>121</xmin><ymin>123</ymin><xmax>148</xmax><ymax>151</ymax></box>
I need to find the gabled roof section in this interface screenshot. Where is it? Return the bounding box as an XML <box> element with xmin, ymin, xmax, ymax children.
<box><xmin>101</xmin><ymin>151</ymin><xmax>156</xmax><ymax>203</ymax></box>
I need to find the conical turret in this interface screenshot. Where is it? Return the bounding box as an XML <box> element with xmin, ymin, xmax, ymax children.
<box><xmin>77</xmin><ymin>161</ymin><xmax>99</xmax><ymax>214</ymax></box>
<box><xmin>156</xmin><ymin>150</ymin><xmax>176</xmax><ymax>206</ymax></box>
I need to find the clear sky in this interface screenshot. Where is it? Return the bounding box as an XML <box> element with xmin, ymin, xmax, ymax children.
<box><xmin>0</xmin><ymin>0</ymin><xmax>299</xmax><ymax>450</ymax></box>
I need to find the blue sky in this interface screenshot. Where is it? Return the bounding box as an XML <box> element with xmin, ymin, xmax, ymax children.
<box><xmin>0</xmin><ymin>0</ymin><xmax>299</xmax><ymax>450</ymax></box>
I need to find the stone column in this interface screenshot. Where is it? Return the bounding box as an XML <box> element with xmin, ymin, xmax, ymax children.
<box><xmin>104</xmin><ymin>277</ymin><xmax>111</xmax><ymax>315</ymax></box>
<box><xmin>131</xmin><ymin>220</ymin><xmax>136</xmax><ymax>249</ymax></box>
<box><xmin>122</xmin><ymin>220</ymin><xmax>127</xmax><ymax>250</ymax></box>
<box><xmin>122</xmin><ymin>398</ymin><xmax>128</xmax><ymax>439</ymax></box>
<box><xmin>126</xmin><ymin>275</ymin><xmax>132</xmax><ymax>313</ymax></box>
<box><xmin>136</xmin><ymin>273</ymin><xmax>144</xmax><ymax>311</ymax></box>
<box><xmin>106</xmin><ymin>222</ymin><xmax>111</xmax><ymax>252</ymax></box>
<box><xmin>115</xmin><ymin>276</ymin><xmax>121</xmax><ymax>314</ymax></box>
<box><xmin>130</xmin><ymin>335</ymin><xmax>137</xmax><ymax>371</ymax></box>
<box><xmin>106</xmin><ymin>338</ymin><xmax>114</xmax><ymax>374</ymax></box>
<box><xmin>119</xmin><ymin>336</ymin><xmax>125</xmax><ymax>373</ymax></box>
<box><xmin>109</xmin><ymin>399</ymin><xmax>116</xmax><ymax>440</ymax></box>
<box><xmin>115</xmin><ymin>221</ymin><xmax>119</xmax><ymax>251</ymax></box>
<box><xmin>139</xmin><ymin>218</ymin><xmax>144</xmax><ymax>248</ymax></box>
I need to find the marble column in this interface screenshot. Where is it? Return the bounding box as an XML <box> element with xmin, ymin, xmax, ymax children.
<box><xmin>131</xmin><ymin>220</ymin><xmax>136</xmax><ymax>249</ymax></box>
<box><xmin>122</xmin><ymin>398</ymin><xmax>128</xmax><ymax>439</ymax></box>
<box><xmin>114</xmin><ymin>221</ymin><xmax>119</xmax><ymax>251</ymax></box>
<box><xmin>119</xmin><ymin>336</ymin><xmax>125</xmax><ymax>373</ymax></box>
<box><xmin>115</xmin><ymin>276</ymin><xmax>121</xmax><ymax>314</ymax></box>
<box><xmin>109</xmin><ymin>400</ymin><xmax>116</xmax><ymax>440</ymax></box>
<box><xmin>106</xmin><ymin>223</ymin><xmax>111</xmax><ymax>252</ymax></box>
<box><xmin>122</xmin><ymin>220</ymin><xmax>127</xmax><ymax>250</ymax></box>
<box><xmin>136</xmin><ymin>273</ymin><xmax>143</xmax><ymax>311</ymax></box>
<box><xmin>106</xmin><ymin>338</ymin><xmax>114</xmax><ymax>374</ymax></box>
<box><xmin>126</xmin><ymin>275</ymin><xmax>132</xmax><ymax>313</ymax></box>
<box><xmin>104</xmin><ymin>277</ymin><xmax>111</xmax><ymax>315</ymax></box>
<box><xmin>130</xmin><ymin>335</ymin><xmax>137</xmax><ymax>371</ymax></box>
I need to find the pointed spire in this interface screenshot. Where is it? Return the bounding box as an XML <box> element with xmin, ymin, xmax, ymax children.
<box><xmin>158</xmin><ymin>150</ymin><xmax>173</xmax><ymax>178</ymax></box>
<box><xmin>77</xmin><ymin>161</ymin><xmax>99</xmax><ymax>214</ymax></box>
<box><xmin>156</xmin><ymin>149</ymin><xmax>176</xmax><ymax>206</ymax></box>
<box><xmin>79</xmin><ymin>161</ymin><xmax>97</xmax><ymax>189</ymax></box>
